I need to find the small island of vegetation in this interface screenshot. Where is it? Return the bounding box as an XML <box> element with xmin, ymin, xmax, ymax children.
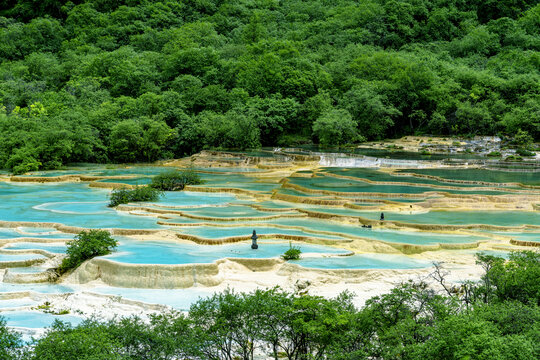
<box><xmin>108</xmin><ymin>168</ymin><xmax>203</xmax><ymax>206</ymax></box>
<box><xmin>58</xmin><ymin>230</ymin><xmax>118</xmax><ymax>274</ymax></box>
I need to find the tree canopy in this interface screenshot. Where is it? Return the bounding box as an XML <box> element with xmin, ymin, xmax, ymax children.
<box><xmin>0</xmin><ymin>0</ymin><xmax>538</xmax><ymax>171</ymax></box>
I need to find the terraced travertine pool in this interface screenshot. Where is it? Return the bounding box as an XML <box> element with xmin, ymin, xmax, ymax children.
<box><xmin>395</xmin><ymin>168</ymin><xmax>540</xmax><ymax>186</ymax></box>
<box><xmin>286</xmin><ymin>175</ymin><xmax>521</xmax><ymax>195</ymax></box>
<box><xmin>2</xmin><ymin>311</ymin><xmax>84</xmax><ymax>329</ymax></box>
<box><xmin>0</xmin><ymin>183</ymin><xmax>162</xmax><ymax>229</ymax></box>
<box><xmin>295</xmin><ymin>254</ymin><xmax>431</xmax><ymax>269</ymax></box>
<box><xmin>299</xmin><ymin>207</ymin><xmax>540</xmax><ymax>227</ymax></box>
<box><xmin>0</xmin><ymin>149</ymin><xmax>538</xmax><ymax>332</ymax></box>
<box><xmin>104</xmin><ymin>239</ymin><xmax>349</xmax><ymax>265</ymax></box>
<box><xmin>322</xmin><ymin>168</ymin><xmax>508</xmax><ymax>187</ymax></box>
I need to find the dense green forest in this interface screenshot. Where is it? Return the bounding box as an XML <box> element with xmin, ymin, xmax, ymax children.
<box><xmin>0</xmin><ymin>0</ymin><xmax>538</xmax><ymax>172</ymax></box>
<box><xmin>1</xmin><ymin>251</ymin><xmax>539</xmax><ymax>359</ymax></box>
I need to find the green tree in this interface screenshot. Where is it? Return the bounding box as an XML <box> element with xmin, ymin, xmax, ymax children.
<box><xmin>312</xmin><ymin>108</ymin><xmax>362</xmax><ymax>146</ymax></box>
<box><xmin>108</xmin><ymin>120</ymin><xmax>142</xmax><ymax>163</ymax></box>
<box><xmin>59</xmin><ymin>230</ymin><xmax>118</xmax><ymax>273</ymax></box>
<box><xmin>0</xmin><ymin>317</ymin><xmax>22</xmax><ymax>360</ymax></box>
<box><xmin>30</xmin><ymin>320</ymin><xmax>128</xmax><ymax>360</ymax></box>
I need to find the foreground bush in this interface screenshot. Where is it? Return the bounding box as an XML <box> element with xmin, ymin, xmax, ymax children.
<box><xmin>281</xmin><ymin>242</ymin><xmax>302</xmax><ymax>260</ymax></box>
<box><xmin>150</xmin><ymin>168</ymin><xmax>204</xmax><ymax>191</ymax></box>
<box><xmin>108</xmin><ymin>186</ymin><xmax>162</xmax><ymax>207</ymax></box>
<box><xmin>58</xmin><ymin>230</ymin><xmax>118</xmax><ymax>274</ymax></box>
<box><xmin>30</xmin><ymin>320</ymin><xmax>127</xmax><ymax>360</ymax></box>
<box><xmin>0</xmin><ymin>317</ymin><xmax>22</xmax><ymax>360</ymax></box>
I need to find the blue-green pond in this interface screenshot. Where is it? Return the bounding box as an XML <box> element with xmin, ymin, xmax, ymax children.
<box><xmin>104</xmin><ymin>240</ymin><xmax>348</xmax><ymax>265</ymax></box>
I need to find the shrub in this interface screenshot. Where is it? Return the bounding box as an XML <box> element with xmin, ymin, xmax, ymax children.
<box><xmin>505</xmin><ymin>155</ymin><xmax>523</xmax><ymax>162</ymax></box>
<box><xmin>487</xmin><ymin>151</ymin><xmax>501</xmax><ymax>157</ymax></box>
<box><xmin>513</xmin><ymin>129</ymin><xmax>533</xmax><ymax>147</ymax></box>
<box><xmin>282</xmin><ymin>242</ymin><xmax>301</xmax><ymax>260</ymax></box>
<box><xmin>0</xmin><ymin>317</ymin><xmax>22</xmax><ymax>360</ymax></box>
<box><xmin>150</xmin><ymin>168</ymin><xmax>204</xmax><ymax>191</ymax></box>
<box><xmin>516</xmin><ymin>148</ymin><xmax>535</xmax><ymax>157</ymax></box>
<box><xmin>108</xmin><ymin>185</ymin><xmax>162</xmax><ymax>207</ymax></box>
<box><xmin>58</xmin><ymin>230</ymin><xmax>118</xmax><ymax>274</ymax></box>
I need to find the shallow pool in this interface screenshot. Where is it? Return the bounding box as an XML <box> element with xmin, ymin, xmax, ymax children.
<box><xmin>176</xmin><ymin>226</ymin><xmax>346</xmax><ymax>240</ymax></box>
<box><xmin>0</xmin><ymin>253</ymin><xmax>46</xmax><ymax>262</ymax></box>
<box><xmin>0</xmin><ymin>283</ymin><xmax>75</xmax><ymax>294</ymax></box>
<box><xmin>3</xmin><ymin>242</ymin><xmax>67</xmax><ymax>253</ymax></box>
<box><xmin>2</xmin><ymin>311</ymin><xmax>83</xmax><ymax>328</ymax></box>
<box><xmin>0</xmin><ymin>228</ymin><xmax>73</xmax><ymax>240</ymax></box>
<box><xmin>88</xmin><ymin>286</ymin><xmax>214</xmax><ymax>310</ymax></box>
<box><xmin>396</xmin><ymin>168</ymin><xmax>540</xmax><ymax>186</ymax></box>
<box><xmin>295</xmin><ymin>253</ymin><xmax>431</xmax><ymax>269</ymax></box>
<box><xmin>105</xmin><ymin>239</ymin><xmax>348</xmax><ymax>265</ymax></box>
<box><xmin>322</xmin><ymin>168</ymin><xmax>495</xmax><ymax>188</ymax></box>
<box><xmin>287</xmin><ymin>176</ymin><xmax>517</xmax><ymax>196</ymax></box>
<box><xmin>172</xmin><ymin>205</ymin><xmax>299</xmax><ymax>219</ymax></box>
<box><xmin>0</xmin><ymin>183</ymin><xmax>162</xmax><ymax>229</ymax></box>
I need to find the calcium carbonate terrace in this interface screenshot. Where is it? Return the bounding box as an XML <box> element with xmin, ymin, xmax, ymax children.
<box><xmin>0</xmin><ymin>149</ymin><xmax>538</xmax><ymax>333</ymax></box>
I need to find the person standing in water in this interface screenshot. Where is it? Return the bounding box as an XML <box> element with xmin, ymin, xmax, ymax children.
<box><xmin>251</xmin><ymin>230</ymin><xmax>258</xmax><ymax>249</ymax></box>
<box><xmin>380</xmin><ymin>212</ymin><xmax>384</xmax><ymax>221</ymax></box>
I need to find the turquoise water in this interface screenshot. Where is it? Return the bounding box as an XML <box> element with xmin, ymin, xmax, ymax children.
<box><xmin>3</xmin><ymin>242</ymin><xmax>67</xmax><ymax>253</ymax></box>
<box><xmin>17</xmin><ymin>227</ymin><xmax>59</xmax><ymax>234</ymax></box>
<box><xmin>287</xmin><ymin>176</ymin><xmax>517</xmax><ymax>195</ymax></box>
<box><xmin>296</xmin><ymin>254</ymin><xmax>431</xmax><ymax>269</ymax></box>
<box><xmin>348</xmin><ymin>210</ymin><xmax>540</xmax><ymax>227</ymax></box>
<box><xmin>255</xmin><ymin>201</ymin><xmax>296</xmax><ymax>209</ymax></box>
<box><xmin>267</xmin><ymin>219</ymin><xmax>487</xmax><ymax>245</ymax></box>
<box><xmin>0</xmin><ymin>298</ymin><xmax>37</xmax><ymax>308</ymax></box>
<box><xmin>322</xmin><ymin>168</ymin><xmax>489</xmax><ymax>188</ymax></box>
<box><xmin>483</xmin><ymin>231</ymin><xmax>539</xmax><ymax>242</ymax></box>
<box><xmin>0</xmin><ymin>254</ymin><xmax>46</xmax><ymax>262</ymax></box>
<box><xmin>297</xmin><ymin>207</ymin><xmax>540</xmax><ymax>228</ymax></box>
<box><xmin>105</xmin><ymin>239</ymin><xmax>348</xmax><ymax>265</ymax></box>
<box><xmin>354</xmin><ymin>229</ymin><xmax>486</xmax><ymax>245</ymax></box>
<box><xmin>18</xmin><ymin>170</ymin><xmax>99</xmax><ymax>177</ymax></box>
<box><xmin>159</xmin><ymin>191</ymin><xmax>238</xmax><ymax>207</ymax></box>
<box><xmin>0</xmin><ymin>283</ymin><xmax>74</xmax><ymax>294</ymax></box>
<box><xmin>2</xmin><ymin>311</ymin><xmax>83</xmax><ymax>328</ymax></box>
<box><xmin>159</xmin><ymin>217</ymin><xmax>208</xmax><ymax>225</ymax></box>
<box><xmin>8</xmin><ymin>266</ymin><xmax>48</xmax><ymax>274</ymax></box>
<box><xmin>176</xmin><ymin>226</ymin><xmax>346</xmax><ymax>240</ymax></box>
<box><xmin>171</xmin><ymin>205</ymin><xmax>299</xmax><ymax>219</ymax></box>
<box><xmin>276</xmin><ymin>188</ymin><xmax>432</xmax><ymax>202</ymax></box>
<box><xmin>1</xmin><ymin>162</ymin><xmax>538</xmax><ymax>331</ymax></box>
<box><xmin>17</xmin><ymin>165</ymin><xmax>176</xmax><ymax>177</ymax></box>
<box><xmin>193</xmin><ymin>173</ymin><xmax>280</xmax><ymax>192</ymax></box>
<box><xmin>0</xmin><ymin>228</ymin><xmax>73</xmax><ymax>240</ymax></box>
<box><xmin>0</xmin><ymin>183</ymin><xmax>161</xmax><ymax>229</ymax></box>
<box><xmin>396</xmin><ymin>168</ymin><xmax>540</xmax><ymax>186</ymax></box>
<box><xmin>88</xmin><ymin>287</ymin><xmax>214</xmax><ymax>310</ymax></box>
<box><xmin>170</xmin><ymin>217</ymin><xmax>488</xmax><ymax>246</ymax></box>
<box><xmin>195</xmin><ymin>167</ymin><xmax>265</xmax><ymax>173</ymax></box>
<box><xmin>275</xmin><ymin>188</ymin><xmax>324</xmax><ymax>197</ymax></box>
<box><xmin>97</xmin><ymin>178</ymin><xmax>152</xmax><ymax>185</ymax></box>
<box><xmin>266</xmin><ymin>218</ymin><xmax>485</xmax><ymax>244</ymax></box>
<box><xmin>96</xmin><ymin>166</ymin><xmax>181</xmax><ymax>177</ymax></box>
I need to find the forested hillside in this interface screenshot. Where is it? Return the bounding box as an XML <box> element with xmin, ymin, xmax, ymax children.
<box><xmin>0</xmin><ymin>0</ymin><xmax>538</xmax><ymax>173</ymax></box>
